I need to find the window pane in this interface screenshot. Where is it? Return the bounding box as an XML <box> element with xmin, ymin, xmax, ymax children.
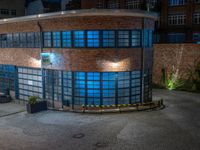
<box><xmin>74</xmin><ymin>31</ymin><xmax>85</xmax><ymax>48</ymax></box>
<box><xmin>87</xmin><ymin>31</ymin><xmax>99</xmax><ymax>48</ymax></box>
<box><xmin>62</xmin><ymin>31</ymin><xmax>71</xmax><ymax>48</ymax></box>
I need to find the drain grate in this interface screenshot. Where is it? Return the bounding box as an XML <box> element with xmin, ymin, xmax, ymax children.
<box><xmin>95</xmin><ymin>142</ymin><xmax>108</xmax><ymax>148</ymax></box>
<box><xmin>72</xmin><ymin>133</ymin><xmax>85</xmax><ymax>139</ymax></box>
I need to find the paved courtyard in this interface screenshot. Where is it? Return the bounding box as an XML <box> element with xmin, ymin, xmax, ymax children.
<box><xmin>0</xmin><ymin>89</ymin><xmax>200</xmax><ymax>150</ymax></box>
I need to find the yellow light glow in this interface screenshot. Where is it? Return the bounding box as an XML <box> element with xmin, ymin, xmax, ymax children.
<box><xmin>98</xmin><ymin>58</ymin><xmax>131</xmax><ymax>72</ymax></box>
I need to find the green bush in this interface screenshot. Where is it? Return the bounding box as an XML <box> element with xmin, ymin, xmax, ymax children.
<box><xmin>28</xmin><ymin>96</ymin><xmax>38</xmax><ymax>105</ymax></box>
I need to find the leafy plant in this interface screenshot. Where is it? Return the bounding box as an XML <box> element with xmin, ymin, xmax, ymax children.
<box><xmin>28</xmin><ymin>96</ymin><xmax>38</xmax><ymax>105</ymax></box>
<box><xmin>166</xmin><ymin>72</ymin><xmax>184</xmax><ymax>90</ymax></box>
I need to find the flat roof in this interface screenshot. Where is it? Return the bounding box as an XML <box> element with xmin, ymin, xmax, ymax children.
<box><xmin>0</xmin><ymin>9</ymin><xmax>158</xmax><ymax>25</ymax></box>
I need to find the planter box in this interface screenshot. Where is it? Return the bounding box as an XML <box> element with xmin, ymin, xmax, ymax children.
<box><xmin>26</xmin><ymin>101</ymin><xmax>47</xmax><ymax>114</ymax></box>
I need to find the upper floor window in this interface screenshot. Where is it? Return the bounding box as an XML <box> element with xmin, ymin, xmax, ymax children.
<box><xmin>168</xmin><ymin>33</ymin><xmax>186</xmax><ymax>43</ymax></box>
<box><xmin>144</xmin><ymin>30</ymin><xmax>149</xmax><ymax>48</ymax></box>
<box><xmin>125</xmin><ymin>0</ymin><xmax>141</xmax><ymax>9</ymax></box>
<box><xmin>96</xmin><ymin>0</ymin><xmax>105</xmax><ymax>8</ymax></box>
<box><xmin>19</xmin><ymin>33</ymin><xmax>27</xmax><ymax>48</ymax></box>
<box><xmin>103</xmin><ymin>31</ymin><xmax>115</xmax><ymax>48</ymax></box>
<box><xmin>74</xmin><ymin>31</ymin><xmax>85</xmax><ymax>48</ymax></box>
<box><xmin>52</xmin><ymin>32</ymin><xmax>61</xmax><ymax>48</ymax></box>
<box><xmin>11</xmin><ymin>10</ymin><xmax>16</xmax><ymax>16</ymax></box>
<box><xmin>168</xmin><ymin>14</ymin><xmax>186</xmax><ymax>25</ymax></box>
<box><xmin>0</xmin><ymin>9</ymin><xmax>9</xmax><ymax>15</ymax></box>
<box><xmin>149</xmin><ymin>30</ymin><xmax>153</xmax><ymax>48</ymax></box>
<box><xmin>118</xmin><ymin>31</ymin><xmax>130</xmax><ymax>47</ymax></box>
<box><xmin>13</xmin><ymin>33</ymin><xmax>20</xmax><ymax>47</ymax></box>
<box><xmin>107</xmin><ymin>0</ymin><xmax>120</xmax><ymax>9</ymax></box>
<box><xmin>169</xmin><ymin>0</ymin><xmax>186</xmax><ymax>6</ymax></box>
<box><xmin>43</xmin><ymin>32</ymin><xmax>52</xmax><ymax>48</ymax></box>
<box><xmin>149</xmin><ymin>0</ymin><xmax>158</xmax><ymax>7</ymax></box>
<box><xmin>7</xmin><ymin>34</ymin><xmax>13</xmax><ymax>48</ymax></box>
<box><xmin>0</xmin><ymin>34</ymin><xmax>7</xmax><ymax>48</ymax></box>
<box><xmin>62</xmin><ymin>31</ymin><xmax>71</xmax><ymax>48</ymax></box>
<box><xmin>193</xmin><ymin>12</ymin><xmax>200</xmax><ymax>24</ymax></box>
<box><xmin>87</xmin><ymin>31</ymin><xmax>100</xmax><ymax>48</ymax></box>
<box><xmin>131</xmin><ymin>30</ymin><xmax>141</xmax><ymax>47</ymax></box>
<box><xmin>27</xmin><ymin>33</ymin><xmax>35</xmax><ymax>48</ymax></box>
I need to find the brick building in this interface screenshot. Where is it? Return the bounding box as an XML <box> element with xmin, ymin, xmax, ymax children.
<box><xmin>157</xmin><ymin>0</ymin><xmax>200</xmax><ymax>44</ymax></box>
<box><xmin>0</xmin><ymin>0</ymin><xmax>25</xmax><ymax>19</ymax></box>
<box><xmin>0</xmin><ymin>9</ymin><xmax>157</xmax><ymax>110</ymax></box>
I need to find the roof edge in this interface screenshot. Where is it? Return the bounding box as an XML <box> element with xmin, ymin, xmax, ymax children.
<box><xmin>0</xmin><ymin>9</ymin><xmax>158</xmax><ymax>25</ymax></box>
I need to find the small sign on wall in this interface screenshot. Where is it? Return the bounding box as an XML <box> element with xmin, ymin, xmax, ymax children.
<box><xmin>41</xmin><ymin>53</ymin><xmax>52</xmax><ymax>66</ymax></box>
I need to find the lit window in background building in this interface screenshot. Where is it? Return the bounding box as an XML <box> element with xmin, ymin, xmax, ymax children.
<box><xmin>193</xmin><ymin>12</ymin><xmax>200</xmax><ymax>24</ymax></box>
<box><xmin>168</xmin><ymin>14</ymin><xmax>186</xmax><ymax>25</ymax></box>
<box><xmin>169</xmin><ymin>0</ymin><xmax>186</xmax><ymax>6</ymax></box>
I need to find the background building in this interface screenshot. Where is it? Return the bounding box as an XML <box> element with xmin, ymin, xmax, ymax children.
<box><xmin>157</xmin><ymin>0</ymin><xmax>200</xmax><ymax>44</ymax></box>
<box><xmin>0</xmin><ymin>0</ymin><xmax>25</xmax><ymax>19</ymax></box>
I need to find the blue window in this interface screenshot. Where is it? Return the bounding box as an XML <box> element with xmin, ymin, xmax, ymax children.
<box><xmin>103</xmin><ymin>31</ymin><xmax>115</xmax><ymax>47</ymax></box>
<box><xmin>62</xmin><ymin>31</ymin><xmax>71</xmax><ymax>48</ymax></box>
<box><xmin>74</xmin><ymin>31</ymin><xmax>85</xmax><ymax>48</ymax></box>
<box><xmin>52</xmin><ymin>32</ymin><xmax>61</xmax><ymax>48</ymax></box>
<box><xmin>149</xmin><ymin>30</ymin><xmax>153</xmax><ymax>48</ymax></box>
<box><xmin>168</xmin><ymin>33</ymin><xmax>186</xmax><ymax>43</ymax></box>
<box><xmin>144</xmin><ymin>30</ymin><xmax>149</xmax><ymax>48</ymax></box>
<box><xmin>118</xmin><ymin>31</ymin><xmax>130</xmax><ymax>47</ymax></box>
<box><xmin>193</xmin><ymin>33</ymin><xmax>200</xmax><ymax>44</ymax></box>
<box><xmin>75</xmin><ymin>72</ymin><xmax>85</xmax><ymax>80</ymax></box>
<box><xmin>43</xmin><ymin>32</ymin><xmax>52</xmax><ymax>47</ymax></box>
<box><xmin>169</xmin><ymin>0</ymin><xmax>186</xmax><ymax>6</ymax></box>
<box><xmin>131</xmin><ymin>30</ymin><xmax>141</xmax><ymax>47</ymax></box>
<box><xmin>87</xmin><ymin>31</ymin><xmax>99</xmax><ymax>48</ymax></box>
<box><xmin>13</xmin><ymin>33</ymin><xmax>20</xmax><ymax>47</ymax></box>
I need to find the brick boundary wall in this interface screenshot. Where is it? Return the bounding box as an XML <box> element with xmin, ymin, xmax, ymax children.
<box><xmin>153</xmin><ymin>44</ymin><xmax>200</xmax><ymax>86</ymax></box>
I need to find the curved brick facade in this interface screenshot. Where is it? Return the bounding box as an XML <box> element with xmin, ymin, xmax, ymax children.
<box><xmin>0</xmin><ymin>10</ymin><xmax>157</xmax><ymax>110</ymax></box>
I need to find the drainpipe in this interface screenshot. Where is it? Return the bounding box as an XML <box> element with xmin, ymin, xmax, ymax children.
<box><xmin>37</xmin><ymin>22</ymin><xmax>45</xmax><ymax>99</ymax></box>
<box><xmin>141</xmin><ymin>18</ymin><xmax>145</xmax><ymax>104</ymax></box>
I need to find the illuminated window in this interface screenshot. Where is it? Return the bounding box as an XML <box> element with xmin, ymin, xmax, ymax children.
<box><xmin>43</xmin><ymin>32</ymin><xmax>52</xmax><ymax>47</ymax></box>
<box><xmin>193</xmin><ymin>12</ymin><xmax>200</xmax><ymax>24</ymax></box>
<box><xmin>103</xmin><ymin>31</ymin><xmax>115</xmax><ymax>48</ymax></box>
<box><xmin>168</xmin><ymin>14</ymin><xmax>186</xmax><ymax>25</ymax></box>
<box><xmin>27</xmin><ymin>33</ymin><xmax>35</xmax><ymax>48</ymax></box>
<box><xmin>193</xmin><ymin>33</ymin><xmax>200</xmax><ymax>44</ymax></box>
<box><xmin>118</xmin><ymin>31</ymin><xmax>130</xmax><ymax>47</ymax></box>
<box><xmin>74</xmin><ymin>31</ymin><xmax>85</xmax><ymax>48</ymax></box>
<box><xmin>169</xmin><ymin>0</ymin><xmax>186</xmax><ymax>6</ymax></box>
<box><xmin>19</xmin><ymin>33</ymin><xmax>27</xmax><ymax>48</ymax></box>
<box><xmin>125</xmin><ymin>0</ymin><xmax>141</xmax><ymax>9</ymax></box>
<box><xmin>62</xmin><ymin>31</ymin><xmax>71</xmax><ymax>48</ymax></box>
<box><xmin>87</xmin><ymin>31</ymin><xmax>100</xmax><ymax>48</ymax></box>
<box><xmin>52</xmin><ymin>32</ymin><xmax>61</xmax><ymax>48</ymax></box>
<box><xmin>131</xmin><ymin>30</ymin><xmax>141</xmax><ymax>47</ymax></box>
<box><xmin>168</xmin><ymin>33</ymin><xmax>186</xmax><ymax>43</ymax></box>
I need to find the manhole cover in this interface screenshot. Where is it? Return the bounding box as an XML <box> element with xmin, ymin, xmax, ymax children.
<box><xmin>73</xmin><ymin>133</ymin><xmax>85</xmax><ymax>139</ymax></box>
<box><xmin>95</xmin><ymin>142</ymin><xmax>108</xmax><ymax>148</ymax></box>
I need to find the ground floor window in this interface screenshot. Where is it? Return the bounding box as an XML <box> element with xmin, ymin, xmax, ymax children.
<box><xmin>0</xmin><ymin>65</ymin><xmax>152</xmax><ymax>109</ymax></box>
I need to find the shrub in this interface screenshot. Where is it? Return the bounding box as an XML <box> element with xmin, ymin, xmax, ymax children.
<box><xmin>28</xmin><ymin>96</ymin><xmax>38</xmax><ymax>105</ymax></box>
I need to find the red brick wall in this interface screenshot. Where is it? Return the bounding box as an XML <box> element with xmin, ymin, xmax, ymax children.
<box><xmin>0</xmin><ymin>14</ymin><xmax>155</xmax><ymax>72</ymax></box>
<box><xmin>153</xmin><ymin>44</ymin><xmax>200</xmax><ymax>85</ymax></box>
<box><xmin>0</xmin><ymin>16</ymin><xmax>154</xmax><ymax>34</ymax></box>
